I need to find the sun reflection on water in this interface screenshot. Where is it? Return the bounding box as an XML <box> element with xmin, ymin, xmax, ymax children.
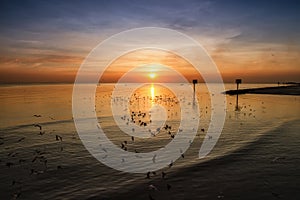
<box><xmin>150</xmin><ymin>84</ymin><xmax>155</xmax><ymax>102</ymax></box>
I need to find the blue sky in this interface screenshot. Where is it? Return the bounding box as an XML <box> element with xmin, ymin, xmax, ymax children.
<box><xmin>0</xmin><ymin>0</ymin><xmax>299</xmax><ymax>82</ymax></box>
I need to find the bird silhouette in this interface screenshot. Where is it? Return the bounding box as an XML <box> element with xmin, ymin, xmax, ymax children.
<box><xmin>39</xmin><ymin>131</ymin><xmax>45</xmax><ymax>135</ymax></box>
<box><xmin>152</xmin><ymin>154</ymin><xmax>156</xmax><ymax>163</ymax></box>
<box><xmin>55</xmin><ymin>135</ymin><xmax>62</xmax><ymax>141</ymax></box>
<box><xmin>169</xmin><ymin>161</ymin><xmax>173</xmax><ymax>168</ymax></box>
<box><xmin>6</xmin><ymin>162</ymin><xmax>14</xmax><ymax>168</ymax></box>
<box><xmin>34</xmin><ymin>124</ymin><xmax>42</xmax><ymax>130</ymax></box>
<box><xmin>167</xmin><ymin>184</ymin><xmax>171</xmax><ymax>191</ymax></box>
<box><xmin>17</xmin><ymin>137</ymin><xmax>25</xmax><ymax>142</ymax></box>
<box><xmin>121</xmin><ymin>143</ymin><xmax>125</xmax><ymax>149</ymax></box>
<box><xmin>12</xmin><ymin>191</ymin><xmax>21</xmax><ymax>199</ymax></box>
<box><xmin>8</xmin><ymin>152</ymin><xmax>17</xmax><ymax>157</ymax></box>
<box><xmin>146</xmin><ymin>171</ymin><xmax>151</xmax><ymax>179</ymax></box>
<box><xmin>32</xmin><ymin>156</ymin><xmax>38</xmax><ymax>163</ymax></box>
<box><xmin>11</xmin><ymin>180</ymin><xmax>22</xmax><ymax>186</ymax></box>
<box><xmin>148</xmin><ymin>184</ymin><xmax>158</xmax><ymax>191</ymax></box>
<box><xmin>161</xmin><ymin>171</ymin><xmax>166</xmax><ymax>179</ymax></box>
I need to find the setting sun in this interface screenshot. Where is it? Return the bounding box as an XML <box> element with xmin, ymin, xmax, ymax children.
<box><xmin>149</xmin><ymin>73</ymin><xmax>156</xmax><ymax>79</ymax></box>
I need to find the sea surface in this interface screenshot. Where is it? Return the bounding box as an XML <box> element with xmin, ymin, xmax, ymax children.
<box><xmin>0</xmin><ymin>83</ymin><xmax>299</xmax><ymax>200</ymax></box>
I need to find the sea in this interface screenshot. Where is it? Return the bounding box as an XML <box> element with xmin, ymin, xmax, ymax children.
<box><xmin>0</xmin><ymin>83</ymin><xmax>299</xmax><ymax>200</ymax></box>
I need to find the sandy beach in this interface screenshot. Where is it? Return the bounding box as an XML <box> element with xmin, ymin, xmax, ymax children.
<box><xmin>225</xmin><ymin>84</ymin><xmax>300</xmax><ymax>96</ymax></box>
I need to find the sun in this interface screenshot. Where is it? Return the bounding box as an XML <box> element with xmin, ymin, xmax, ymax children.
<box><xmin>149</xmin><ymin>73</ymin><xmax>156</xmax><ymax>79</ymax></box>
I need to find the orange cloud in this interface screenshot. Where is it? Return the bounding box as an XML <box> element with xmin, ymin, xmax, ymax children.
<box><xmin>100</xmin><ymin>49</ymin><xmax>202</xmax><ymax>83</ymax></box>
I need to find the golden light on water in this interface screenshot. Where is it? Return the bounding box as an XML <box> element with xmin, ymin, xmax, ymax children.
<box><xmin>151</xmin><ymin>84</ymin><xmax>155</xmax><ymax>100</ymax></box>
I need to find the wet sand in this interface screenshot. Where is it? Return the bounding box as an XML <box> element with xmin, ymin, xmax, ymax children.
<box><xmin>104</xmin><ymin>119</ymin><xmax>300</xmax><ymax>200</ymax></box>
<box><xmin>225</xmin><ymin>84</ymin><xmax>300</xmax><ymax>96</ymax></box>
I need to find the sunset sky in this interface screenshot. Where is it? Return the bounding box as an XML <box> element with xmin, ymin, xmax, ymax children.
<box><xmin>0</xmin><ymin>0</ymin><xmax>299</xmax><ymax>83</ymax></box>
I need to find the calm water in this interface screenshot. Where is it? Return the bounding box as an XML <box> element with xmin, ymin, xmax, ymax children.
<box><xmin>0</xmin><ymin>83</ymin><xmax>299</xmax><ymax>199</ymax></box>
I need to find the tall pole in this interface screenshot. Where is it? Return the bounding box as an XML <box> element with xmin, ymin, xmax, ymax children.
<box><xmin>235</xmin><ymin>79</ymin><xmax>242</xmax><ymax>111</ymax></box>
<box><xmin>192</xmin><ymin>79</ymin><xmax>198</xmax><ymax>104</ymax></box>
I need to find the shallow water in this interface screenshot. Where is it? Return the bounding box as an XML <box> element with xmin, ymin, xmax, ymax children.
<box><xmin>0</xmin><ymin>83</ymin><xmax>299</xmax><ymax>199</ymax></box>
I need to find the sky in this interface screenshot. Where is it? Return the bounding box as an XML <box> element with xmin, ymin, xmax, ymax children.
<box><xmin>0</xmin><ymin>0</ymin><xmax>299</xmax><ymax>83</ymax></box>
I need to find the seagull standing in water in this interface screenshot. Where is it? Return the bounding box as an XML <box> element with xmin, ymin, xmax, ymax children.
<box><xmin>146</xmin><ymin>171</ymin><xmax>151</xmax><ymax>179</ymax></box>
<box><xmin>55</xmin><ymin>135</ymin><xmax>62</xmax><ymax>141</ymax></box>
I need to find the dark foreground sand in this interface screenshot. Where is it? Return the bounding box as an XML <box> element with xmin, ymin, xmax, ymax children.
<box><xmin>87</xmin><ymin>119</ymin><xmax>300</xmax><ymax>200</ymax></box>
<box><xmin>225</xmin><ymin>84</ymin><xmax>300</xmax><ymax>96</ymax></box>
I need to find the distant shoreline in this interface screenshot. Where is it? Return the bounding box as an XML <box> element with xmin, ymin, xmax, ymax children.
<box><xmin>225</xmin><ymin>84</ymin><xmax>300</xmax><ymax>96</ymax></box>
